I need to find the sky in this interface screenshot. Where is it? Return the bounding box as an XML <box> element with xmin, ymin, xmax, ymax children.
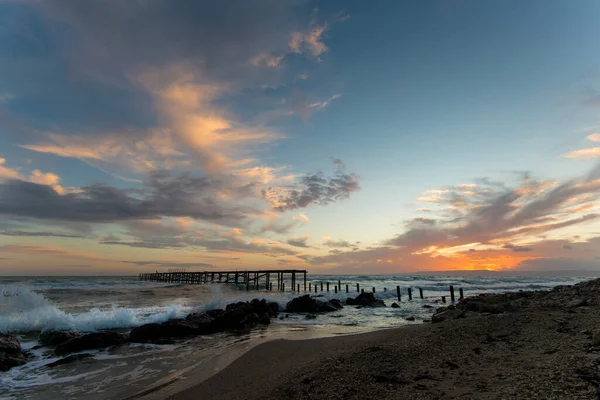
<box><xmin>1</xmin><ymin>0</ymin><xmax>600</xmax><ymax>275</ymax></box>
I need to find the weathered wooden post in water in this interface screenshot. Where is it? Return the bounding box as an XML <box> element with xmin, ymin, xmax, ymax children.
<box><xmin>297</xmin><ymin>284</ymin><xmax>300</xmax><ymax>292</ymax></box>
<box><xmin>356</xmin><ymin>283</ymin><xmax>360</xmax><ymax>293</ymax></box>
<box><xmin>442</xmin><ymin>296</ymin><xmax>446</xmax><ymax>303</ymax></box>
<box><xmin>309</xmin><ymin>283</ymin><xmax>312</xmax><ymax>292</ymax></box>
<box><xmin>338</xmin><ymin>280</ymin><xmax>341</xmax><ymax>291</ymax></box>
<box><xmin>346</xmin><ymin>284</ymin><xmax>349</xmax><ymax>293</ymax></box>
<box><xmin>304</xmin><ymin>272</ymin><xmax>307</xmax><ymax>291</ymax></box>
<box><xmin>335</xmin><ymin>286</ymin><xmax>338</xmax><ymax>293</ymax></box>
<box><xmin>326</xmin><ymin>282</ymin><xmax>330</xmax><ymax>292</ymax></box>
<box><xmin>396</xmin><ymin>286</ymin><xmax>401</xmax><ymax>301</ymax></box>
<box><xmin>408</xmin><ymin>287</ymin><xmax>412</xmax><ymax>300</ymax></box>
<box><xmin>419</xmin><ymin>288</ymin><xmax>424</xmax><ymax>299</ymax></box>
<box><xmin>459</xmin><ymin>288</ymin><xmax>464</xmax><ymax>300</ymax></box>
<box><xmin>450</xmin><ymin>285</ymin><xmax>455</xmax><ymax>302</ymax></box>
<box><xmin>372</xmin><ymin>287</ymin><xmax>375</xmax><ymax>293</ymax></box>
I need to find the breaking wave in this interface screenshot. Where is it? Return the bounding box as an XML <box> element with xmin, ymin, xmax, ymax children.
<box><xmin>0</xmin><ymin>286</ymin><xmax>190</xmax><ymax>333</ymax></box>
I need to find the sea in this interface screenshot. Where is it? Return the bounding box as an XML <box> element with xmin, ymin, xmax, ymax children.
<box><xmin>0</xmin><ymin>274</ymin><xmax>593</xmax><ymax>400</ymax></box>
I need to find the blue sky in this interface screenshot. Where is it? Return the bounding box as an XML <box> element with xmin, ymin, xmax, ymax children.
<box><xmin>0</xmin><ymin>0</ymin><xmax>599</xmax><ymax>275</ymax></box>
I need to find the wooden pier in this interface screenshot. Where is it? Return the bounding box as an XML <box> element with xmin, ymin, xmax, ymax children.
<box><xmin>139</xmin><ymin>270</ymin><xmax>466</xmax><ymax>302</ymax></box>
<box><xmin>139</xmin><ymin>269</ymin><xmax>308</xmax><ymax>292</ymax></box>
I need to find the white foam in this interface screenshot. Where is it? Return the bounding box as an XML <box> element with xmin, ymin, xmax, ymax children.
<box><xmin>0</xmin><ymin>286</ymin><xmax>191</xmax><ymax>333</ymax></box>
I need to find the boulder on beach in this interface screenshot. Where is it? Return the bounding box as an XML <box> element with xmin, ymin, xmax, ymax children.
<box><xmin>129</xmin><ymin>299</ymin><xmax>278</xmax><ymax>344</ymax></box>
<box><xmin>285</xmin><ymin>295</ymin><xmax>344</xmax><ymax>313</ymax></box>
<box><xmin>0</xmin><ymin>333</ymin><xmax>28</xmax><ymax>372</ymax></box>
<box><xmin>39</xmin><ymin>330</ymin><xmax>81</xmax><ymax>347</ymax></box>
<box><xmin>55</xmin><ymin>331</ymin><xmax>127</xmax><ymax>356</ymax></box>
<box><xmin>345</xmin><ymin>292</ymin><xmax>386</xmax><ymax>307</ymax></box>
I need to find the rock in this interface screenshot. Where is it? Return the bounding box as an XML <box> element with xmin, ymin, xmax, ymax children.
<box><xmin>0</xmin><ymin>333</ymin><xmax>28</xmax><ymax>372</ymax></box>
<box><xmin>39</xmin><ymin>330</ymin><xmax>81</xmax><ymax>347</ymax></box>
<box><xmin>406</xmin><ymin>316</ymin><xmax>416</xmax><ymax>321</ymax></box>
<box><xmin>47</xmin><ymin>353</ymin><xmax>93</xmax><ymax>368</ymax></box>
<box><xmin>431</xmin><ymin>309</ymin><xmax>465</xmax><ymax>323</ymax></box>
<box><xmin>55</xmin><ymin>331</ymin><xmax>127</xmax><ymax>355</ymax></box>
<box><xmin>318</xmin><ymin>302</ymin><xmax>339</xmax><ymax>313</ymax></box>
<box><xmin>345</xmin><ymin>292</ymin><xmax>386</xmax><ymax>307</ymax></box>
<box><xmin>567</xmin><ymin>298</ymin><xmax>587</xmax><ymax>308</ymax></box>
<box><xmin>259</xmin><ymin>313</ymin><xmax>271</xmax><ymax>325</ymax></box>
<box><xmin>329</xmin><ymin>299</ymin><xmax>344</xmax><ymax>309</ymax></box>
<box><xmin>268</xmin><ymin>302</ymin><xmax>280</xmax><ymax>315</ymax></box>
<box><xmin>391</xmin><ymin>302</ymin><xmax>400</xmax><ymax>308</ymax></box>
<box><xmin>285</xmin><ymin>295</ymin><xmax>321</xmax><ymax>313</ymax></box>
<box><xmin>285</xmin><ymin>295</ymin><xmax>343</xmax><ymax>314</ymax></box>
<box><xmin>591</xmin><ymin>330</ymin><xmax>600</xmax><ymax>346</ymax></box>
<box><xmin>422</xmin><ymin>305</ymin><xmax>434</xmax><ymax>309</ymax></box>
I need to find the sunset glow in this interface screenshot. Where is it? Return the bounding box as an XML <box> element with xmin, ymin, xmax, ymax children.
<box><xmin>0</xmin><ymin>1</ymin><xmax>599</xmax><ymax>275</ymax></box>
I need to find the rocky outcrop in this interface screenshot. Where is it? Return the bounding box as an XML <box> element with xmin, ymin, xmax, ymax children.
<box><xmin>39</xmin><ymin>330</ymin><xmax>81</xmax><ymax>347</ymax></box>
<box><xmin>128</xmin><ymin>299</ymin><xmax>279</xmax><ymax>344</ymax></box>
<box><xmin>285</xmin><ymin>295</ymin><xmax>344</xmax><ymax>313</ymax></box>
<box><xmin>0</xmin><ymin>333</ymin><xmax>27</xmax><ymax>371</ymax></box>
<box><xmin>346</xmin><ymin>292</ymin><xmax>386</xmax><ymax>307</ymax></box>
<box><xmin>55</xmin><ymin>331</ymin><xmax>127</xmax><ymax>356</ymax></box>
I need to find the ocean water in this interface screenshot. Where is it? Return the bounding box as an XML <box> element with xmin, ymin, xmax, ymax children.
<box><xmin>0</xmin><ymin>274</ymin><xmax>591</xmax><ymax>399</ymax></box>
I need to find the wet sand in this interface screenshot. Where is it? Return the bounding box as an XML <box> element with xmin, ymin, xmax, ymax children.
<box><xmin>166</xmin><ymin>279</ymin><xmax>600</xmax><ymax>400</ymax></box>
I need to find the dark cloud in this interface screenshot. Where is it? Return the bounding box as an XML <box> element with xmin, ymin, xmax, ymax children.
<box><xmin>0</xmin><ymin>170</ymin><xmax>257</xmax><ymax>224</ymax></box>
<box><xmin>264</xmin><ymin>164</ymin><xmax>360</xmax><ymax>212</ymax></box>
<box><xmin>387</xmin><ymin>164</ymin><xmax>600</xmax><ymax>251</ymax></box>
<box><xmin>123</xmin><ymin>260</ymin><xmax>213</xmax><ymax>268</ymax></box>
<box><xmin>502</xmin><ymin>244</ymin><xmax>533</xmax><ymax>252</ymax></box>
<box><xmin>286</xmin><ymin>236</ymin><xmax>310</xmax><ymax>248</ymax></box>
<box><xmin>101</xmin><ymin>234</ymin><xmax>298</xmax><ymax>257</ymax></box>
<box><xmin>323</xmin><ymin>239</ymin><xmax>354</xmax><ymax>248</ymax></box>
<box><xmin>516</xmin><ymin>257</ymin><xmax>600</xmax><ymax>272</ymax></box>
<box><xmin>0</xmin><ymin>230</ymin><xmax>84</xmax><ymax>238</ymax></box>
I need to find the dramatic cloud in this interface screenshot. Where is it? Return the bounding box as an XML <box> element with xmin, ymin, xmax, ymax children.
<box><xmin>305</xmin><ymin>165</ymin><xmax>600</xmax><ymax>272</ymax></box>
<box><xmin>0</xmin><ymin>170</ymin><xmax>257</xmax><ymax>224</ymax></box>
<box><xmin>123</xmin><ymin>261</ymin><xmax>213</xmax><ymax>269</ymax></box>
<box><xmin>263</xmin><ymin>162</ymin><xmax>360</xmax><ymax>212</ymax></box>
<box><xmin>287</xmin><ymin>235</ymin><xmax>311</xmax><ymax>248</ymax></box>
<box><xmin>0</xmin><ymin>231</ymin><xmax>84</xmax><ymax>239</ymax></box>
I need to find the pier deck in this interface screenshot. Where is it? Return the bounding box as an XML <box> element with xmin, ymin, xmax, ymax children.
<box><xmin>139</xmin><ymin>269</ymin><xmax>308</xmax><ymax>292</ymax></box>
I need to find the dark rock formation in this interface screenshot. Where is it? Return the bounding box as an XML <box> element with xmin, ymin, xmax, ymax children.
<box><xmin>285</xmin><ymin>295</ymin><xmax>344</xmax><ymax>313</ymax></box>
<box><xmin>129</xmin><ymin>299</ymin><xmax>278</xmax><ymax>344</ymax></box>
<box><xmin>346</xmin><ymin>292</ymin><xmax>386</xmax><ymax>307</ymax></box>
<box><xmin>55</xmin><ymin>331</ymin><xmax>127</xmax><ymax>355</ymax></box>
<box><xmin>39</xmin><ymin>330</ymin><xmax>81</xmax><ymax>347</ymax></box>
<box><xmin>391</xmin><ymin>302</ymin><xmax>400</xmax><ymax>308</ymax></box>
<box><xmin>0</xmin><ymin>333</ymin><xmax>27</xmax><ymax>371</ymax></box>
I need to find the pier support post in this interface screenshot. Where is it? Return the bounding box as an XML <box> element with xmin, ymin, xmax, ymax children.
<box><xmin>346</xmin><ymin>284</ymin><xmax>349</xmax><ymax>293</ymax></box>
<box><xmin>356</xmin><ymin>283</ymin><xmax>360</xmax><ymax>293</ymax></box>
<box><xmin>450</xmin><ymin>285</ymin><xmax>455</xmax><ymax>302</ymax></box>
<box><xmin>396</xmin><ymin>286</ymin><xmax>401</xmax><ymax>301</ymax></box>
<box><xmin>408</xmin><ymin>288</ymin><xmax>412</xmax><ymax>300</ymax></box>
<box><xmin>459</xmin><ymin>288</ymin><xmax>464</xmax><ymax>300</ymax></box>
<box><xmin>304</xmin><ymin>272</ymin><xmax>307</xmax><ymax>292</ymax></box>
<box><xmin>419</xmin><ymin>288</ymin><xmax>424</xmax><ymax>299</ymax></box>
<box><xmin>442</xmin><ymin>296</ymin><xmax>446</xmax><ymax>303</ymax></box>
<box><xmin>327</xmin><ymin>282</ymin><xmax>330</xmax><ymax>292</ymax></box>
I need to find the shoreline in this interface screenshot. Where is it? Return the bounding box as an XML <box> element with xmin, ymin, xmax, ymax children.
<box><xmin>166</xmin><ymin>278</ymin><xmax>600</xmax><ymax>400</ymax></box>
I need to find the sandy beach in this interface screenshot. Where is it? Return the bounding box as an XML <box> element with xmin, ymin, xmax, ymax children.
<box><xmin>167</xmin><ymin>279</ymin><xmax>600</xmax><ymax>400</ymax></box>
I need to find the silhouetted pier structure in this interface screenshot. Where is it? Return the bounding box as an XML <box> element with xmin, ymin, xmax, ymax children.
<box><xmin>139</xmin><ymin>269</ymin><xmax>308</xmax><ymax>292</ymax></box>
<box><xmin>139</xmin><ymin>270</ymin><xmax>465</xmax><ymax>301</ymax></box>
